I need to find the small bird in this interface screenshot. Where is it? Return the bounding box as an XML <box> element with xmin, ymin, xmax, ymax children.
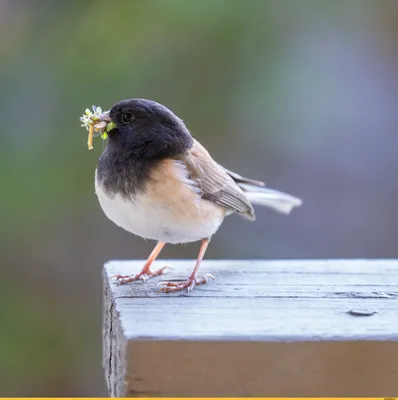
<box><xmin>86</xmin><ymin>99</ymin><xmax>302</xmax><ymax>293</ymax></box>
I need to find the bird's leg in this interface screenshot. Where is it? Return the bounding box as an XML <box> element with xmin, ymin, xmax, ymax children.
<box><xmin>112</xmin><ymin>242</ymin><xmax>171</xmax><ymax>285</ymax></box>
<box><xmin>157</xmin><ymin>238</ymin><xmax>214</xmax><ymax>293</ymax></box>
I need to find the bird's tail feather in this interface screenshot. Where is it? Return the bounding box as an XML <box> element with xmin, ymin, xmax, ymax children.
<box><xmin>239</xmin><ymin>183</ymin><xmax>302</xmax><ymax>215</ymax></box>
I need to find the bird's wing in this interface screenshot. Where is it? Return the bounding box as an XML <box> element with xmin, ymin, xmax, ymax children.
<box><xmin>219</xmin><ymin>165</ymin><xmax>265</xmax><ymax>188</ymax></box>
<box><xmin>181</xmin><ymin>139</ymin><xmax>255</xmax><ymax>219</ymax></box>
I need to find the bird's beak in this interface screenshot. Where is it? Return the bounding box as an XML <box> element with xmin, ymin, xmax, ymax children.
<box><xmin>100</xmin><ymin>110</ymin><xmax>112</xmax><ymax>123</ymax></box>
<box><xmin>100</xmin><ymin>110</ymin><xmax>117</xmax><ymax>132</ymax></box>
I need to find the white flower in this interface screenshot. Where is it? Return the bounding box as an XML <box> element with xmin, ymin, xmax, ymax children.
<box><xmin>79</xmin><ymin>105</ymin><xmax>103</xmax><ymax>131</ymax></box>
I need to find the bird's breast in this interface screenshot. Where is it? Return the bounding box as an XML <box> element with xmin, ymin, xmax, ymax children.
<box><xmin>95</xmin><ymin>159</ymin><xmax>225</xmax><ymax>243</ymax></box>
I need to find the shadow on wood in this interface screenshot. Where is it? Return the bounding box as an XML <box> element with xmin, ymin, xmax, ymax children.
<box><xmin>103</xmin><ymin>259</ymin><xmax>398</xmax><ymax>397</ymax></box>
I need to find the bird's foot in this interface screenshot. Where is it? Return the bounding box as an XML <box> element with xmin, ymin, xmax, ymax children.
<box><xmin>111</xmin><ymin>266</ymin><xmax>172</xmax><ymax>285</ymax></box>
<box><xmin>157</xmin><ymin>273</ymin><xmax>214</xmax><ymax>293</ymax></box>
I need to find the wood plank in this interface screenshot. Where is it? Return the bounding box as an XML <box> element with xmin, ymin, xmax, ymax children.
<box><xmin>103</xmin><ymin>259</ymin><xmax>398</xmax><ymax>397</ymax></box>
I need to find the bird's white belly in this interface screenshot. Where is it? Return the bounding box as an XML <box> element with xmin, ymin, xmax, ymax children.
<box><xmin>95</xmin><ymin>171</ymin><xmax>225</xmax><ymax>244</ymax></box>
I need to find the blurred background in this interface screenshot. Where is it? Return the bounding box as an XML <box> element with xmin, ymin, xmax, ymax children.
<box><xmin>1</xmin><ymin>0</ymin><xmax>398</xmax><ymax>395</ymax></box>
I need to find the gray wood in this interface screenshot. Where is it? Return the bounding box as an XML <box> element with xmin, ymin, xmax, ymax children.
<box><xmin>103</xmin><ymin>259</ymin><xmax>398</xmax><ymax>397</ymax></box>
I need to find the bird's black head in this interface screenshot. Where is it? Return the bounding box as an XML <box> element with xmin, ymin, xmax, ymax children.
<box><xmin>104</xmin><ymin>98</ymin><xmax>193</xmax><ymax>160</ymax></box>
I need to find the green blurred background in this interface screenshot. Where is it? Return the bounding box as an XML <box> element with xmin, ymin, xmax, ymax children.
<box><xmin>1</xmin><ymin>0</ymin><xmax>398</xmax><ymax>395</ymax></box>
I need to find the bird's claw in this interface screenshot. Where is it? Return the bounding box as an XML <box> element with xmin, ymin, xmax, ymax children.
<box><xmin>157</xmin><ymin>273</ymin><xmax>215</xmax><ymax>293</ymax></box>
<box><xmin>205</xmin><ymin>273</ymin><xmax>215</xmax><ymax>281</ymax></box>
<box><xmin>111</xmin><ymin>266</ymin><xmax>172</xmax><ymax>285</ymax></box>
<box><xmin>159</xmin><ymin>265</ymin><xmax>173</xmax><ymax>274</ymax></box>
<box><xmin>110</xmin><ymin>274</ymin><xmax>130</xmax><ymax>281</ymax></box>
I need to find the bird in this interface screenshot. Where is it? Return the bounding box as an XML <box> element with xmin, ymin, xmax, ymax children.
<box><xmin>88</xmin><ymin>98</ymin><xmax>302</xmax><ymax>293</ymax></box>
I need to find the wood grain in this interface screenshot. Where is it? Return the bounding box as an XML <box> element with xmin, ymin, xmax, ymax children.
<box><xmin>103</xmin><ymin>259</ymin><xmax>398</xmax><ymax>397</ymax></box>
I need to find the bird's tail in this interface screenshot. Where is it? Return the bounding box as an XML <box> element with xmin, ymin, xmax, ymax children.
<box><xmin>239</xmin><ymin>183</ymin><xmax>302</xmax><ymax>215</ymax></box>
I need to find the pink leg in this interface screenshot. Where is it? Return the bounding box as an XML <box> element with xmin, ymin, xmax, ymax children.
<box><xmin>112</xmin><ymin>242</ymin><xmax>170</xmax><ymax>285</ymax></box>
<box><xmin>157</xmin><ymin>238</ymin><xmax>214</xmax><ymax>293</ymax></box>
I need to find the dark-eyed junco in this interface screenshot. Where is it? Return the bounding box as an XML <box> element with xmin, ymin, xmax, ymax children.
<box><xmin>81</xmin><ymin>99</ymin><xmax>302</xmax><ymax>293</ymax></box>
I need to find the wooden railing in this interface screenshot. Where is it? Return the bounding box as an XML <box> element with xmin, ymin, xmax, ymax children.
<box><xmin>103</xmin><ymin>259</ymin><xmax>398</xmax><ymax>397</ymax></box>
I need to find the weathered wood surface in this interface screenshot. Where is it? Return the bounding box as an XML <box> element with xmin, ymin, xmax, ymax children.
<box><xmin>103</xmin><ymin>259</ymin><xmax>398</xmax><ymax>397</ymax></box>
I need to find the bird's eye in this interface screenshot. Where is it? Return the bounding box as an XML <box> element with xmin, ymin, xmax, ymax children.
<box><xmin>122</xmin><ymin>112</ymin><xmax>134</xmax><ymax>124</ymax></box>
